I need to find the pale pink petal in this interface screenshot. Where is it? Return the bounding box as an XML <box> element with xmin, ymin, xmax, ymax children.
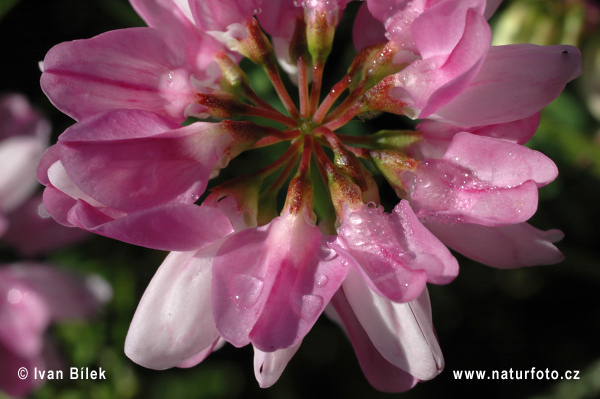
<box><xmin>334</xmin><ymin>201</ymin><xmax>458</xmax><ymax>302</ymax></box>
<box><xmin>3</xmin><ymin>263</ymin><xmax>111</xmax><ymax>321</ymax></box>
<box><xmin>0</xmin><ymin>136</ymin><xmax>47</xmax><ymax>213</ymax></box>
<box><xmin>253</xmin><ymin>342</ymin><xmax>301</xmax><ymax>388</ymax></box>
<box><xmin>414</xmin><ymin>112</ymin><xmax>540</xmax><ymax>159</ymax></box>
<box><xmin>3</xmin><ymin>194</ymin><xmax>89</xmax><ymax>257</ymax></box>
<box><xmin>328</xmin><ymin>290</ymin><xmax>419</xmax><ymax>393</ymax></box>
<box><xmin>343</xmin><ymin>269</ymin><xmax>443</xmax><ymax>380</ymax></box>
<box><xmin>424</xmin><ymin>221</ymin><xmax>565</xmax><ymax>268</ymax></box>
<box><xmin>443</xmin><ymin>132</ymin><xmax>558</xmax><ymax>188</ymax></box>
<box><xmin>67</xmin><ymin>200</ymin><xmax>233</xmax><ymax>251</ymax></box>
<box><xmin>41</xmin><ymin>28</ymin><xmax>196</xmax><ymax>122</ymax></box>
<box><xmin>352</xmin><ymin>2</ymin><xmax>387</xmax><ymax>52</ymax></box>
<box><xmin>125</xmin><ymin>249</ymin><xmax>221</xmax><ymax>369</ymax></box>
<box><xmin>431</xmin><ymin>44</ymin><xmax>582</xmax><ymax>126</ymax></box>
<box><xmin>177</xmin><ymin>338</ymin><xmax>226</xmax><ymax>368</ymax></box>
<box><xmin>58</xmin><ymin>109</ymin><xmax>236</xmax><ymax>212</ymax></box>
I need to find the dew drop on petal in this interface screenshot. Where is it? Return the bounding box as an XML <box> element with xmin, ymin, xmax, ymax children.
<box><xmin>231</xmin><ymin>274</ymin><xmax>264</xmax><ymax>309</ymax></box>
<box><xmin>316</xmin><ymin>275</ymin><xmax>329</xmax><ymax>287</ymax></box>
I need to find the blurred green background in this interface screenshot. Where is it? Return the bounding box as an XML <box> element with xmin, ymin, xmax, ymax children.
<box><xmin>1</xmin><ymin>0</ymin><xmax>599</xmax><ymax>398</ymax></box>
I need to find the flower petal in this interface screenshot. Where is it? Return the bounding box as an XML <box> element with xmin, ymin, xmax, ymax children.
<box><xmin>343</xmin><ymin>269</ymin><xmax>443</xmax><ymax>380</ymax></box>
<box><xmin>58</xmin><ymin>109</ymin><xmax>235</xmax><ymax>212</ymax></box>
<box><xmin>328</xmin><ymin>289</ymin><xmax>419</xmax><ymax>393</ymax></box>
<box><xmin>443</xmin><ymin>132</ymin><xmax>558</xmax><ymax>188</ymax></box>
<box><xmin>253</xmin><ymin>342</ymin><xmax>301</xmax><ymax>388</ymax></box>
<box><xmin>431</xmin><ymin>44</ymin><xmax>582</xmax><ymax>126</ymax></box>
<box><xmin>424</xmin><ymin>221</ymin><xmax>565</xmax><ymax>268</ymax></box>
<box><xmin>41</xmin><ymin>28</ymin><xmax>196</xmax><ymax>122</ymax></box>
<box><xmin>125</xmin><ymin>249</ymin><xmax>221</xmax><ymax>369</ymax></box>
<box><xmin>67</xmin><ymin>200</ymin><xmax>232</xmax><ymax>251</ymax></box>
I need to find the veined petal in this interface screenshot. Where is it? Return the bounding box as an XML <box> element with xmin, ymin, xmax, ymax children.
<box><xmin>328</xmin><ymin>289</ymin><xmax>419</xmax><ymax>393</ymax></box>
<box><xmin>41</xmin><ymin>28</ymin><xmax>196</xmax><ymax>122</ymax></box>
<box><xmin>343</xmin><ymin>269</ymin><xmax>443</xmax><ymax>380</ymax></box>
<box><xmin>253</xmin><ymin>342</ymin><xmax>301</xmax><ymax>388</ymax></box>
<box><xmin>431</xmin><ymin>44</ymin><xmax>582</xmax><ymax>126</ymax></box>
<box><xmin>125</xmin><ymin>249</ymin><xmax>221</xmax><ymax>369</ymax></box>
<box><xmin>424</xmin><ymin>221</ymin><xmax>565</xmax><ymax>268</ymax></box>
<box><xmin>58</xmin><ymin>109</ymin><xmax>237</xmax><ymax>212</ymax></box>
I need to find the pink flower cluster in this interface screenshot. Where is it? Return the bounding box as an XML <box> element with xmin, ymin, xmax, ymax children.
<box><xmin>38</xmin><ymin>0</ymin><xmax>580</xmax><ymax>392</ymax></box>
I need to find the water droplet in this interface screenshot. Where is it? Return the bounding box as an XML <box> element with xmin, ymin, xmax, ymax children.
<box><xmin>316</xmin><ymin>275</ymin><xmax>329</xmax><ymax>287</ymax></box>
<box><xmin>253</xmin><ymin>8</ymin><xmax>262</xmax><ymax>14</ymax></box>
<box><xmin>231</xmin><ymin>274</ymin><xmax>264</xmax><ymax>309</ymax></box>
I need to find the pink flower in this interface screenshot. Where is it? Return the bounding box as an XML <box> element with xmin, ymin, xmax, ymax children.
<box><xmin>39</xmin><ymin>0</ymin><xmax>582</xmax><ymax>392</ymax></box>
<box><xmin>0</xmin><ymin>264</ymin><xmax>111</xmax><ymax>397</ymax></box>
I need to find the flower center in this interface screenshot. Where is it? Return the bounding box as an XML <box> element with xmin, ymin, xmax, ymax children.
<box><xmin>203</xmin><ymin>10</ymin><xmax>420</xmax><ymax>222</ymax></box>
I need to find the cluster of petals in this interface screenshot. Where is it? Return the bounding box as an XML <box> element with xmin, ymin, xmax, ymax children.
<box><xmin>0</xmin><ymin>263</ymin><xmax>111</xmax><ymax>397</ymax></box>
<box><xmin>37</xmin><ymin>0</ymin><xmax>582</xmax><ymax>393</ymax></box>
